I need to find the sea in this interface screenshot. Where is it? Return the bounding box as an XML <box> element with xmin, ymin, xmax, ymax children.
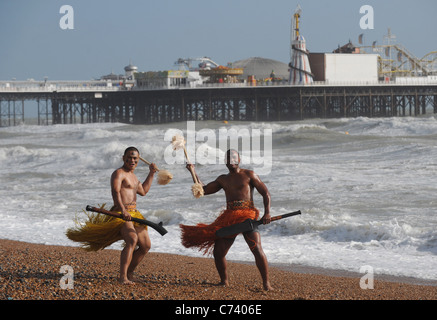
<box><xmin>1</xmin><ymin>116</ymin><xmax>437</xmax><ymax>282</ymax></box>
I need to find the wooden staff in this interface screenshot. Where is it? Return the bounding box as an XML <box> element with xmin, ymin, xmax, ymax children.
<box><xmin>216</xmin><ymin>210</ymin><xmax>302</xmax><ymax>238</ymax></box>
<box><xmin>172</xmin><ymin>135</ymin><xmax>204</xmax><ymax>198</ymax></box>
<box><xmin>138</xmin><ymin>156</ymin><xmax>173</xmax><ymax>185</ymax></box>
<box><xmin>85</xmin><ymin>205</ymin><xmax>168</xmax><ymax>236</ymax></box>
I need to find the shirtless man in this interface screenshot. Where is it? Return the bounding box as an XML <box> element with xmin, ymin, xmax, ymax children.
<box><xmin>111</xmin><ymin>146</ymin><xmax>157</xmax><ymax>285</ymax></box>
<box><xmin>183</xmin><ymin>149</ymin><xmax>273</xmax><ymax>290</ymax></box>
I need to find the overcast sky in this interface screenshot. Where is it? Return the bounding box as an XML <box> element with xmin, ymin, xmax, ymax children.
<box><xmin>1</xmin><ymin>0</ymin><xmax>436</xmax><ymax>81</ymax></box>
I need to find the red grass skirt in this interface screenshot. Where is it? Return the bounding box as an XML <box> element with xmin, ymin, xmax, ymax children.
<box><xmin>180</xmin><ymin>200</ymin><xmax>259</xmax><ymax>255</ymax></box>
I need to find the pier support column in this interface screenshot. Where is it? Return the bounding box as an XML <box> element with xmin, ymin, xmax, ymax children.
<box><xmin>434</xmin><ymin>95</ymin><xmax>437</xmax><ymax>114</ymax></box>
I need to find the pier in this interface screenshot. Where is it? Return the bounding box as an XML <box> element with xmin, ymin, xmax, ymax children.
<box><xmin>1</xmin><ymin>81</ymin><xmax>437</xmax><ymax>126</ymax></box>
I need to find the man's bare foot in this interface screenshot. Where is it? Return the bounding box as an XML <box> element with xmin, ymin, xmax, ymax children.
<box><xmin>127</xmin><ymin>272</ymin><xmax>138</xmax><ymax>282</ymax></box>
<box><xmin>119</xmin><ymin>277</ymin><xmax>135</xmax><ymax>285</ymax></box>
<box><xmin>218</xmin><ymin>280</ymin><xmax>229</xmax><ymax>286</ymax></box>
<box><xmin>263</xmin><ymin>283</ymin><xmax>274</xmax><ymax>291</ymax></box>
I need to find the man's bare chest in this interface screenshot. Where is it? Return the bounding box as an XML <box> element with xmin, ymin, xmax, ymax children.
<box><xmin>222</xmin><ymin>175</ymin><xmax>251</xmax><ymax>192</ymax></box>
<box><xmin>122</xmin><ymin>175</ymin><xmax>139</xmax><ymax>190</ymax></box>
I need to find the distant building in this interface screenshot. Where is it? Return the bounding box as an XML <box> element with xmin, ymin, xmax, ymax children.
<box><xmin>124</xmin><ymin>62</ymin><xmax>138</xmax><ymax>80</ymax></box>
<box><xmin>134</xmin><ymin>57</ymin><xmax>294</xmax><ymax>87</ymax></box>
<box><xmin>100</xmin><ymin>72</ymin><xmax>124</xmax><ymax>81</ymax></box>
<box><xmin>333</xmin><ymin>41</ymin><xmax>361</xmax><ymax>54</ymax></box>
<box><xmin>100</xmin><ymin>61</ymin><xmax>138</xmax><ymax>82</ymax></box>
<box><xmin>309</xmin><ymin>53</ymin><xmax>378</xmax><ymax>83</ymax></box>
<box><xmin>135</xmin><ymin>70</ymin><xmax>189</xmax><ymax>88</ymax></box>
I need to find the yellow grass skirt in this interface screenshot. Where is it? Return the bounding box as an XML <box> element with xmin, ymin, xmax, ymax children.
<box><xmin>66</xmin><ymin>206</ymin><xmax>147</xmax><ymax>252</ymax></box>
<box><xmin>180</xmin><ymin>200</ymin><xmax>259</xmax><ymax>255</ymax></box>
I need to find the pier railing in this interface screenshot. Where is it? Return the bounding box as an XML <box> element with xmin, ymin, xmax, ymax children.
<box><xmin>0</xmin><ymin>80</ymin><xmax>125</xmax><ymax>93</ymax></box>
<box><xmin>1</xmin><ymin>77</ymin><xmax>437</xmax><ymax>93</ymax></box>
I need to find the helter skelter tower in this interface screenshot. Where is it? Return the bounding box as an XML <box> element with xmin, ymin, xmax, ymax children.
<box><xmin>289</xmin><ymin>5</ymin><xmax>314</xmax><ymax>85</ymax></box>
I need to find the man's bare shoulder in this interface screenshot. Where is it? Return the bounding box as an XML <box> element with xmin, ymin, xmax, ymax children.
<box><xmin>215</xmin><ymin>173</ymin><xmax>229</xmax><ymax>183</ymax></box>
<box><xmin>240</xmin><ymin>168</ymin><xmax>256</xmax><ymax>177</ymax></box>
<box><xmin>112</xmin><ymin>167</ymin><xmax>122</xmax><ymax>176</ymax></box>
<box><xmin>111</xmin><ymin>167</ymin><xmax>127</xmax><ymax>180</ymax></box>
<box><xmin>240</xmin><ymin>169</ymin><xmax>263</xmax><ymax>185</ymax></box>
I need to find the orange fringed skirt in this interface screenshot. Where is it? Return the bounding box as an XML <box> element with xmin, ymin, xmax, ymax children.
<box><xmin>66</xmin><ymin>205</ymin><xmax>147</xmax><ymax>252</ymax></box>
<box><xmin>180</xmin><ymin>200</ymin><xmax>259</xmax><ymax>255</ymax></box>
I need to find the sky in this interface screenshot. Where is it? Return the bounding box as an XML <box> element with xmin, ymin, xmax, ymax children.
<box><xmin>0</xmin><ymin>0</ymin><xmax>436</xmax><ymax>81</ymax></box>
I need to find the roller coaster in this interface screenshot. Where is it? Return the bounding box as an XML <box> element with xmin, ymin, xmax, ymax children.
<box><xmin>357</xmin><ymin>30</ymin><xmax>437</xmax><ymax>79</ymax></box>
<box><xmin>359</xmin><ymin>45</ymin><xmax>437</xmax><ymax>78</ymax></box>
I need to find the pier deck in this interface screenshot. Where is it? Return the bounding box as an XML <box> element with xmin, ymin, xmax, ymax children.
<box><xmin>1</xmin><ymin>82</ymin><xmax>436</xmax><ymax>126</ymax></box>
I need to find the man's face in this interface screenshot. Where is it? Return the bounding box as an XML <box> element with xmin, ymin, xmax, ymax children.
<box><xmin>225</xmin><ymin>151</ymin><xmax>240</xmax><ymax>170</ymax></box>
<box><xmin>123</xmin><ymin>151</ymin><xmax>139</xmax><ymax>170</ymax></box>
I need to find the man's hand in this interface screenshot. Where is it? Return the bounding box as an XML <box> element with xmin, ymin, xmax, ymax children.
<box><xmin>261</xmin><ymin>213</ymin><xmax>271</xmax><ymax>225</ymax></box>
<box><xmin>149</xmin><ymin>163</ymin><xmax>158</xmax><ymax>173</ymax></box>
<box><xmin>121</xmin><ymin>210</ymin><xmax>132</xmax><ymax>221</ymax></box>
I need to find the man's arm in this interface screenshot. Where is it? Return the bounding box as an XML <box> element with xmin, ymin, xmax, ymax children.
<box><xmin>137</xmin><ymin>163</ymin><xmax>157</xmax><ymax>196</ymax></box>
<box><xmin>250</xmin><ymin>172</ymin><xmax>271</xmax><ymax>224</ymax></box>
<box><xmin>203</xmin><ymin>179</ymin><xmax>223</xmax><ymax>195</ymax></box>
<box><xmin>110</xmin><ymin>170</ymin><xmax>131</xmax><ymax>220</ymax></box>
<box><xmin>186</xmin><ymin>164</ymin><xmax>223</xmax><ymax>195</ymax></box>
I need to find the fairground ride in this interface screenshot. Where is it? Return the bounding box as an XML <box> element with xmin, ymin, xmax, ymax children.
<box><xmin>357</xmin><ymin>29</ymin><xmax>437</xmax><ymax>79</ymax></box>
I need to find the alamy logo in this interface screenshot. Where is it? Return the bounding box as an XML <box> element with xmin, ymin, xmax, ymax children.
<box><xmin>359</xmin><ymin>5</ymin><xmax>374</xmax><ymax>30</ymax></box>
<box><xmin>59</xmin><ymin>265</ymin><xmax>74</xmax><ymax>289</ymax></box>
<box><xmin>164</xmin><ymin>121</ymin><xmax>272</xmax><ymax>175</ymax></box>
<box><xmin>59</xmin><ymin>5</ymin><xmax>74</xmax><ymax>30</ymax></box>
<box><xmin>359</xmin><ymin>265</ymin><xmax>374</xmax><ymax>289</ymax></box>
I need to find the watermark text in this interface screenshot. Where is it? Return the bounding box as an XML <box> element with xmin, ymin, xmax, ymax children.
<box><xmin>164</xmin><ymin>121</ymin><xmax>272</xmax><ymax>175</ymax></box>
<box><xmin>359</xmin><ymin>5</ymin><xmax>374</xmax><ymax>30</ymax></box>
<box><xmin>359</xmin><ymin>265</ymin><xmax>374</xmax><ymax>289</ymax></box>
<box><xmin>59</xmin><ymin>5</ymin><xmax>74</xmax><ymax>30</ymax></box>
<box><xmin>59</xmin><ymin>265</ymin><xmax>74</xmax><ymax>289</ymax></box>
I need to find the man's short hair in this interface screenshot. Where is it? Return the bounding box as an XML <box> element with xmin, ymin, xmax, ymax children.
<box><xmin>226</xmin><ymin>149</ymin><xmax>239</xmax><ymax>157</ymax></box>
<box><xmin>124</xmin><ymin>146</ymin><xmax>140</xmax><ymax>155</ymax></box>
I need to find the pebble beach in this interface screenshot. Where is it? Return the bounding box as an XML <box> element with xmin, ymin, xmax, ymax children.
<box><xmin>1</xmin><ymin>239</ymin><xmax>436</xmax><ymax>302</ymax></box>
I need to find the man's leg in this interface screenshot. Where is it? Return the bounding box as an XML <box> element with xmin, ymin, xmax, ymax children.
<box><xmin>119</xmin><ymin>221</ymin><xmax>138</xmax><ymax>285</ymax></box>
<box><xmin>213</xmin><ymin>236</ymin><xmax>235</xmax><ymax>286</ymax></box>
<box><xmin>243</xmin><ymin>231</ymin><xmax>273</xmax><ymax>290</ymax></box>
<box><xmin>127</xmin><ymin>226</ymin><xmax>151</xmax><ymax>281</ymax></box>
